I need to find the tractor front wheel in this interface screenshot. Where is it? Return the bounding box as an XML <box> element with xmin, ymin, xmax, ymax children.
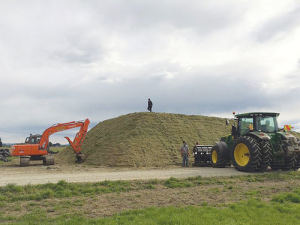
<box><xmin>211</xmin><ymin>142</ymin><xmax>229</xmax><ymax>168</ymax></box>
<box><xmin>231</xmin><ymin>136</ymin><xmax>261</xmax><ymax>172</ymax></box>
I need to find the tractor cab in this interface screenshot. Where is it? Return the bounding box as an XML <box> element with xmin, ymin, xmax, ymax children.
<box><xmin>255</xmin><ymin>115</ymin><xmax>279</xmax><ymax>133</ymax></box>
<box><xmin>231</xmin><ymin>112</ymin><xmax>279</xmax><ymax>138</ymax></box>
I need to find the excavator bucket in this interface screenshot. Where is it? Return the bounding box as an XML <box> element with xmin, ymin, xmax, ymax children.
<box><xmin>76</xmin><ymin>153</ymin><xmax>86</xmax><ymax>163</ymax></box>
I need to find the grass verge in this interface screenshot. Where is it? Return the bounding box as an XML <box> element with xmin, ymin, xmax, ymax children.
<box><xmin>1</xmin><ymin>171</ymin><xmax>300</xmax><ymax>224</ymax></box>
<box><xmin>1</xmin><ymin>171</ymin><xmax>300</xmax><ymax>202</ymax></box>
<box><xmin>4</xmin><ymin>195</ymin><xmax>300</xmax><ymax>225</ymax></box>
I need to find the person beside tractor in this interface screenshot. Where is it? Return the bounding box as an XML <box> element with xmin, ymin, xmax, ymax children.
<box><xmin>181</xmin><ymin>141</ymin><xmax>189</xmax><ymax>167</ymax></box>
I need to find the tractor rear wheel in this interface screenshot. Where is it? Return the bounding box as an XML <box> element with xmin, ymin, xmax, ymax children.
<box><xmin>284</xmin><ymin>155</ymin><xmax>296</xmax><ymax>170</ymax></box>
<box><xmin>293</xmin><ymin>155</ymin><xmax>300</xmax><ymax>171</ymax></box>
<box><xmin>271</xmin><ymin>155</ymin><xmax>296</xmax><ymax>171</ymax></box>
<box><xmin>211</xmin><ymin>142</ymin><xmax>229</xmax><ymax>168</ymax></box>
<box><xmin>231</xmin><ymin>136</ymin><xmax>261</xmax><ymax>172</ymax></box>
<box><xmin>257</xmin><ymin>140</ymin><xmax>272</xmax><ymax>171</ymax></box>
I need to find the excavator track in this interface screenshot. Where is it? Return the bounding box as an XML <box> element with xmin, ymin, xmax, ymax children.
<box><xmin>20</xmin><ymin>157</ymin><xmax>30</xmax><ymax>166</ymax></box>
<box><xmin>43</xmin><ymin>155</ymin><xmax>54</xmax><ymax>165</ymax></box>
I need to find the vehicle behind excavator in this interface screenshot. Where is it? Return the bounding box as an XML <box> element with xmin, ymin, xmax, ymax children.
<box><xmin>0</xmin><ymin>138</ymin><xmax>11</xmax><ymax>162</ymax></box>
<box><xmin>11</xmin><ymin>119</ymin><xmax>90</xmax><ymax>166</ymax></box>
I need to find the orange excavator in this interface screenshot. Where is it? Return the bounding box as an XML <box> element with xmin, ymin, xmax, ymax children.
<box><xmin>11</xmin><ymin>119</ymin><xmax>90</xmax><ymax>166</ymax></box>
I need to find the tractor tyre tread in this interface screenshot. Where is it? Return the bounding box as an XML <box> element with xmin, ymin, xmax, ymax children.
<box><xmin>211</xmin><ymin>143</ymin><xmax>227</xmax><ymax>168</ymax></box>
<box><xmin>284</xmin><ymin>155</ymin><xmax>296</xmax><ymax>171</ymax></box>
<box><xmin>293</xmin><ymin>155</ymin><xmax>300</xmax><ymax>171</ymax></box>
<box><xmin>257</xmin><ymin>140</ymin><xmax>272</xmax><ymax>171</ymax></box>
<box><xmin>271</xmin><ymin>155</ymin><xmax>296</xmax><ymax>171</ymax></box>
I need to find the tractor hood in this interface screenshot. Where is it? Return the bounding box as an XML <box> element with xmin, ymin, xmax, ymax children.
<box><xmin>276</xmin><ymin>131</ymin><xmax>300</xmax><ymax>155</ymax></box>
<box><xmin>248</xmin><ymin>131</ymin><xmax>271</xmax><ymax>140</ymax></box>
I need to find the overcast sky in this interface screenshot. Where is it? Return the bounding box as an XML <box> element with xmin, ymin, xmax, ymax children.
<box><xmin>1</xmin><ymin>0</ymin><xmax>300</xmax><ymax>144</ymax></box>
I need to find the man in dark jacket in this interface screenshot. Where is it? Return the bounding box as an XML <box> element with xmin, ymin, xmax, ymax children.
<box><xmin>147</xmin><ymin>98</ymin><xmax>153</xmax><ymax>112</ymax></box>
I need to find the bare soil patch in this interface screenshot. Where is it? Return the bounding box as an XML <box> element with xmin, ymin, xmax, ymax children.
<box><xmin>0</xmin><ymin>156</ymin><xmax>251</xmax><ymax>186</ymax></box>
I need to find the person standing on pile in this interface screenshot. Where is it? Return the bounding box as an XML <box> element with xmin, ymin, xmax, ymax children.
<box><xmin>147</xmin><ymin>98</ymin><xmax>153</xmax><ymax>112</ymax></box>
<box><xmin>181</xmin><ymin>141</ymin><xmax>189</xmax><ymax>167</ymax></box>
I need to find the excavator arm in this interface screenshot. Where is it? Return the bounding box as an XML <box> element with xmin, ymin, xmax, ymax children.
<box><xmin>39</xmin><ymin>119</ymin><xmax>90</xmax><ymax>159</ymax></box>
<box><xmin>64</xmin><ymin>119</ymin><xmax>90</xmax><ymax>159</ymax></box>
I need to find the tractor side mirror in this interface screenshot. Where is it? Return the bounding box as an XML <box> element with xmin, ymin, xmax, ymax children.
<box><xmin>226</xmin><ymin>119</ymin><xmax>229</xmax><ymax>125</ymax></box>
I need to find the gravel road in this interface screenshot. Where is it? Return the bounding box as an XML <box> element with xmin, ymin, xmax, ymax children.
<box><xmin>0</xmin><ymin>164</ymin><xmax>251</xmax><ymax>186</ymax></box>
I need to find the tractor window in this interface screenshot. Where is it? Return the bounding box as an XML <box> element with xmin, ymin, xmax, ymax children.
<box><xmin>239</xmin><ymin>117</ymin><xmax>254</xmax><ymax>136</ymax></box>
<box><xmin>256</xmin><ymin>116</ymin><xmax>277</xmax><ymax>133</ymax></box>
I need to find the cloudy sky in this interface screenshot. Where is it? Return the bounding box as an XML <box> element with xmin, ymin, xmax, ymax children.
<box><xmin>1</xmin><ymin>0</ymin><xmax>300</xmax><ymax>144</ymax></box>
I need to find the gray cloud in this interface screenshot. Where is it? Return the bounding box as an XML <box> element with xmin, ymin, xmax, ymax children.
<box><xmin>255</xmin><ymin>6</ymin><xmax>300</xmax><ymax>42</ymax></box>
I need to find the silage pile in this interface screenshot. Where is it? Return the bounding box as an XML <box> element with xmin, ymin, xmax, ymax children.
<box><xmin>58</xmin><ymin>112</ymin><xmax>232</xmax><ymax>167</ymax></box>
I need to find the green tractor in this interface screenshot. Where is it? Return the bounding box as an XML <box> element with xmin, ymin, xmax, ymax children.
<box><xmin>211</xmin><ymin>112</ymin><xmax>300</xmax><ymax>172</ymax></box>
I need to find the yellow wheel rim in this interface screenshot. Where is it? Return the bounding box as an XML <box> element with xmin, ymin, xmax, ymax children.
<box><xmin>234</xmin><ymin>143</ymin><xmax>250</xmax><ymax>166</ymax></box>
<box><xmin>212</xmin><ymin>150</ymin><xmax>218</xmax><ymax>163</ymax></box>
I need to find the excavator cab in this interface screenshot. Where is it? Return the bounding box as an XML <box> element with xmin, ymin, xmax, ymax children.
<box><xmin>25</xmin><ymin>135</ymin><xmax>41</xmax><ymax>144</ymax></box>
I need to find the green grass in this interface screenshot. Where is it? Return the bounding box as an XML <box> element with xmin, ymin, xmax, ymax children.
<box><xmin>4</xmin><ymin>197</ymin><xmax>300</xmax><ymax>224</ymax></box>
<box><xmin>237</xmin><ymin>171</ymin><xmax>300</xmax><ymax>182</ymax></box>
<box><xmin>164</xmin><ymin>177</ymin><xmax>195</xmax><ymax>188</ymax></box>
<box><xmin>0</xmin><ymin>180</ymin><xmax>133</xmax><ymax>202</ymax></box>
<box><xmin>94</xmin><ymin>200</ymin><xmax>300</xmax><ymax>225</ymax></box>
<box><xmin>1</xmin><ymin>171</ymin><xmax>299</xmax><ymax>203</ymax></box>
<box><xmin>272</xmin><ymin>188</ymin><xmax>300</xmax><ymax>203</ymax></box>
<box><xmin>1</xmin><ymin>172</ymin><xmax>300</xmax><ymax>224</ymax></box>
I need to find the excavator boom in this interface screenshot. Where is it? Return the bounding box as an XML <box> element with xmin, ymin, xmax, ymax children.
<box><xmin>39</xmin><ymin>119</ymin><xmax>90</xmax><ymax>152</ymax></box>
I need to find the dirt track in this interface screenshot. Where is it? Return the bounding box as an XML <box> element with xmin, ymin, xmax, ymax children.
<box><xmin>0</xmin><ymin>161</ymin><xmax>252</xmax><ymax>186</ymax></box>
